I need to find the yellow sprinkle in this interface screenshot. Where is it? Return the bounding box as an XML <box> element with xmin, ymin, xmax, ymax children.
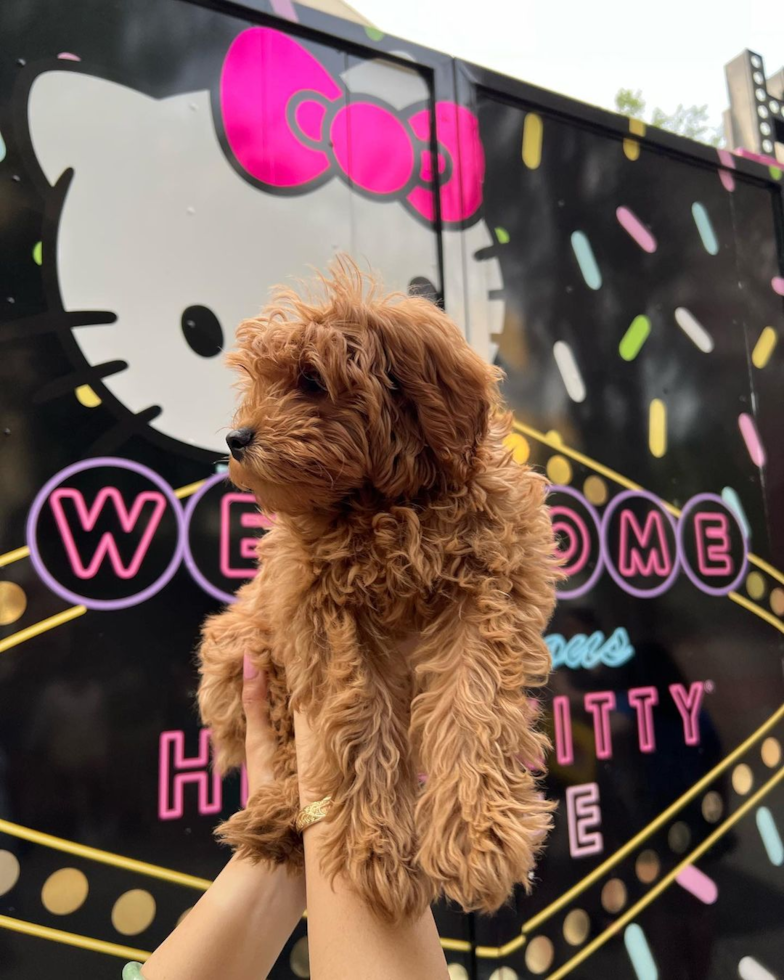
<box><xmin>623</xmin><ymin>138</ymin><xmax>640</xmax><ymax>161</ymax></box>
<box><xmin>746</xmin><ymin>571</ymin><xmax>766</xmax><ymax>600</ymax></box>
<box><xmin>629</xmin><ymin>118</ymin><xmax>646</xmax><ymax>137</ymax></box>
<box><xmin>547</xmin><ymin>454</ymin><xmax>573</xmax><ymax>485</ymax></box>
<box><xmin>752</xmin><ymin>326</ymin><xmax>777</xmax><ymax>369</ymax></box>
<box><xmin>583</xmin><ymin>475</ymin><xmax>608</xmax><ymax>505</ymax></box>
<box><xmin>75</xmin><ymin>385</ymin><xmax>101</xmax><ymax>408</ymax></box>
<box><xmin>649</xmin><ymin>399</ymin><xmax>666</xmax><ymax>457</ymax></box>
<box><xmin>504</xmin><ymin>433</ymin><xmax>530</xmax><ymax>464</ymax></box>
<box><xmin>522</xmin><ymin>112</ymin><xmax>543</xmax><ymax>169</ymax></box>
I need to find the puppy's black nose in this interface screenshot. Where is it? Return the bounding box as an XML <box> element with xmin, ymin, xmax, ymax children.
<box><xmin>226</xmin><ymin>427</ymin><xmax>254</xmax><ymax>460</ymax></box>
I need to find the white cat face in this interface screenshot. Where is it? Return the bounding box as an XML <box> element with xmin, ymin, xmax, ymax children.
<box><xmin>27</xmin><ymin>57</ymin><xmax>502</xmax><ymax>456</ymax></box>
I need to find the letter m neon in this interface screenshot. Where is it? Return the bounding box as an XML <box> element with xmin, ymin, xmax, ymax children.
<box><xmin>618</xmin><ymin>509</ymin><xmax>672</xmax><ymax>577</ymax></box>
<box><xmin>49</xmin><ymin>487</ymin><xmax>167</xmax><ymax>580</ymax></box>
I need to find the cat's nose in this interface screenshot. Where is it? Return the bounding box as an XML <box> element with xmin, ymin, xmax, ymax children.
<box><xmin>226</xmin><ymin>427</ymin><xmax>254</xmax><ymax>460</ymax></box>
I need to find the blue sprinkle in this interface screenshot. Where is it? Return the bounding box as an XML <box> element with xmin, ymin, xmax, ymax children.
<box><xmin>756</xmin><ymin>807</ymin><xmax>783</xmax><ymax>866</ymax></box>
<box><xmin>721</xmin><ymin>486</ymin><xmax>751</xmax><ymax>541</ymax></box>
<box><xmin>624</xmin><ymin>924</ymin><xmax>658</xmax><ymax>980</ymax></box>
<box><xmin>214</xmin><ymin>462</ymin><xmax>229</xmax><ymax>473</ymax></box>
<box><xmin>571</xmin><ymin>231</ymin><xmax>602</xmax><ymax>290</ymax></box>
<box><xmin>692</xmin><ymin>202</ymin><xmax>719</xmax><ymax>255</ymax></box>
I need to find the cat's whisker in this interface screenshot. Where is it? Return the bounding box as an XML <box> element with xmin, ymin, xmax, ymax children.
<box><xmin>0</xmin><ymin>309</ymin><xmax>117</xmax><ymax>343</ymax></box>
<box><xmin>87</xmin><ymin>404</ymin><xmax>163</xmax><ymax>457</ymax></box>
<box><xmin>33</xmin><ymin>359</ymin><xmax>128</xmax><ymax>404</ymax></box>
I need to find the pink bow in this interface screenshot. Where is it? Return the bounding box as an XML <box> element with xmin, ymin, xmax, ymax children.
<box><xmin>220</xmin><ymin>27</ymin><xmax>484</xmax><ymax>225</ymax></box>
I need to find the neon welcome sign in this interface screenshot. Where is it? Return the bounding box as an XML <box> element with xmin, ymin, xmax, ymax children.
<box><xmin>25</xmin><ymin>459</ymin><xmax>748</xmax><ymax>610</ymax></box>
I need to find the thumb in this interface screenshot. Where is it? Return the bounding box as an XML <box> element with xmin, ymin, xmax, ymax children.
<box><xmin>242</xmin><ymin>654</ymin><xmax>271</xmax><ymax>737</ymax></box>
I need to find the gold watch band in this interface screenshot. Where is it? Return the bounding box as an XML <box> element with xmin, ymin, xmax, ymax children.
<box><xmin>295</xmin><ymin>796</ymin><xmax>333</xmax><ymax>833</ymax></box>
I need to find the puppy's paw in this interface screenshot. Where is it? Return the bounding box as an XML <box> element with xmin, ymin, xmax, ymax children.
<box><xmin>216</xmin><ymin>784</ymin><xmax>303</xmax><ymax>870</ymax></box>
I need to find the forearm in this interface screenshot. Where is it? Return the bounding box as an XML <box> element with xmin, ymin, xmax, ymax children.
<box><xmin>300</xmin><ymin>793</ymin><xmax>448</xmax><ymax>980</ymax></box>
<box><xmin>140</xmin><ymin>853</ymin><xmax>305</xmax><ymax>980</ymax></box>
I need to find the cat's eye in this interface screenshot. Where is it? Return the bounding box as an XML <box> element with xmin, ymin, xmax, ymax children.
<box><xmin>181</xmin><ymin>305</ymin><xmax>224</xmax><ymax>358</ymax></box>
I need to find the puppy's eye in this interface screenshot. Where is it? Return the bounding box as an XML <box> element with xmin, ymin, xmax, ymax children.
<box><xmin>298</xmin><ymin>370</ymin><xmax>326</xmax><ymax>395</ymax></box>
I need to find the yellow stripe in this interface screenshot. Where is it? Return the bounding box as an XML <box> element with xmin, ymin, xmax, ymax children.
<box><xmin>508</xmin><ymin>702</ymin><xmax>784</xmax><ymax>939</ymax></box>
<box><xmin>440</xmin><ymin>938</ymin><xmax>473</xmax><ymax>952</ymax></box>
<box><xmin>476</xmin><ymin>935</ymin><xmax>526</xmax><ymax>958</ymax></box>
<box><xmin>174</xmin><ymin>479</ymin><xmax>207</xmax><ymax>500</ymax></box>
<box><xmin>729</xmin><ymin>591</ymin><xmax>784</xmax><ymax>635</ymax></box>
<box><xmin>0</xmin><ymin>606</ymin><xmax>86</xmax><ymax>655</ymax></box>
<box><xmin>0</xmin><ymin>545</ymin><xmax>30</xmax><ymax>567</ymax></box>
<box><xmin>0</xmin><ymin>914</ymin><xmax>150</xmax><ymax>961</ymax></box>
<box><xmin>0</xmin><ymin>819</ymin><xmax>212</xmax><ymax>891</ymax></box>
<box><xmin>545</xmin><ymin>765</ymin><xmax>784</xmax><ymax>980</ymax></box>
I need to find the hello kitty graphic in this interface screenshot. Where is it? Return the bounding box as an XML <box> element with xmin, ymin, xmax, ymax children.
<box><xmin>26</xmin><ymin>26</ymin><xmax>503</xmax><ymax>458</ymax></box>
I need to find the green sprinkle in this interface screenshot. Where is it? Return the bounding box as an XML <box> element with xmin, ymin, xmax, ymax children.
<box><xmin>495</xmin><ymin>227</ymin><xmax>510</xmax><ymax>244</ymax></box>
<box><xmin>770</xmin><ymin>166</ymin><xmax>782</xmax><ymax>181</ymax></box>
<box><xmin>32</xmin><ymin>241</ymin><xmax>42</xmax><ymax>266</ymax></box>
<box><xmin>364</xmin><ymin>27</ymin><xmax>384</xmax><ymax>41</ymax></box>
<box><xmin>619</xmin><ymin>314</ymin><xmax>651</xmax><ymax>361</ymax></box>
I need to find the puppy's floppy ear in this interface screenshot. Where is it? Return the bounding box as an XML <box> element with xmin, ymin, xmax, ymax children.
<box><xmin>382</xmin><ymin>297</ymin><xmax>501</xmax><ymax>480</ymax></box>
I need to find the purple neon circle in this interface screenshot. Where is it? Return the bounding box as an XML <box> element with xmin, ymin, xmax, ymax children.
<box><xmin>600</xmin><ymin>489</ymin><xmax>680</xmax><ymax>599</ymax></box>
<box><xmin>548</xmin><ymin>484</ymin><xmax>605</xmax><ymax>600</ymax></box>
<box><xmin>676</xmin><ymin>493</ymin><xmax>748</xmax><ymax>596</ymax></box>
<box><xmin>26</xmin><ymin>456</ymin><xmax>186</xmax><ymax>611</ymax></box>
<box><xmin>182</xmin><ymin>473</ymin><xmax>246</xmax><ymax>605</ymax></box>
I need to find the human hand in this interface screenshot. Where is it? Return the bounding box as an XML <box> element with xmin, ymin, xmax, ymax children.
<box><xmin>241</xmin><ymin>654</ymin><xmax>277</xmax><ymax>797</ymax></box>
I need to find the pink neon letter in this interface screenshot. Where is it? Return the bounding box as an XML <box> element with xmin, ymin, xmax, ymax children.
<box><xmin>584</xmin><ymin>691</ymin><xmax>616</xmax><ymax>759</ymax></box>
<box><xmin>49</xmin><ymin>487</ymin><xmax>166</xmax><ymax>580</ymax></box>
<box><xmin>553</xmin><ymin>695</ymin><xmax>573</xmax><ymax>765</ymax></box>
<box><xmin>694</xmin><ymin>513</ymin><xmax>732</xmax><ymax>576</ymax></box>
<box><xmin>670</xmin><ymin>682</ymin><xmax>705</xmax><ymax>745</ymax></box>
<box><xmin>219</xmin><ymin>493</ymin><xmax>272</xmax><ymax>579</ymax></box>
<box><xmin>158</xmin><ymin>729</ymin><xmax>223</xmax><ymax>820</ymax></box>
<box><xmin>618</xmin><ymin>508</ymin><xmax>673</xmax><ymax>577</ymax></box>
<box><xmin>628</xmin><ymin>686</ymin><xmax>659</xmax><ymax>752</ymax></box>
<box><xmin>566</xmin><ymin>783</ymin><xmax>603</xmax><ymax>857</ymax></box>
<box><xmin>550</xmin><ymin>505</ymin><xmax>591</xmax><ymax>576</ymax></box>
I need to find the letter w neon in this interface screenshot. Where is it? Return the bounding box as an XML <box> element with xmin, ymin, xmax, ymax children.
<box><xmin>618</xmin><ymin>509</ymin><xmax>672</xmax><ymax>577</ymax></box>
<box><xmin>49</xmin><ymin>487</ymin><xmax>167</xmax><ymax>580</ymax></box>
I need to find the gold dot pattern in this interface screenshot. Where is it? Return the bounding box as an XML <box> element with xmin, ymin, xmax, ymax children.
<box><xmin>488</xmin><ymin>969</ymin><xmax>519</xmax><ymax>980</ymax></box>
<box><xmin>41</xmin><ymin>868</ymin><xmax>89</xmax><ymax>915</ymax></box>
<box><xmin>0</xmin><ymin>851</ymin><xmax>20</xmax><ymax>896</ymax></box>
<box><xmin>547</xmin><ymin>454</ymin><xmax>573</xmax><ymax>485</ymax></box>
<box><xmin>701</xmin><ymin>791</ymin><xmax>723</xmax><ymax>823</ymax></box>
<box><xmin>112</xmin><ymin>889</ymin><xmax>156</xmax><ymax>936</ymax></box>
<box><xmin>635</xmin><ymin>849</ymin><xmax>660</xmax><ymax>884</ymax></box>
<box><xmin>583</xmin><ymin>475</ymin><xmax>608</xmax><ymax>505</ymax></box>
<box><xmin>0</xmin><ymin>581</ymin><xmax>27</xmax><ymax>626</ymax></box>
<box><xmin>290</xmin><ymin>936</ymin><xmax>310</xmax><ymax>978</ymax></box>
<box><xmin>563</xmin><ymin>907</ymin><xmax>590</xmax><ymax>945</ymax></box>
<box><xmin>761</xmin><ymin>737</ymin><xmax>781</xmax><ymax>768</ymax></box>
<box><xmin>525</xmin><ymin>935</ymin><xmax>554</xmax><ymax>974</ymax></box>
<box><xmin>176</xmin><ymin>907</ymin><xmax>192</xmax><ymax>927</ymax></box>
<box><xmin>601</xmin><ymin>878</ymin><xmax>627</xmax><ymax>913</ymax></box>
<box><xmin>505</xmin><ymin>432</ymin><xmax>530</xmax><ymax>465</ymax></box>
<box><xmin>447</xmin><ymin>965</ymin><xmax>470</xmax><ymax>980</ymax></box>
<box><xmin>732</xmin><ymin>763</ymin><xmax>753</xmax><ymax>796</ymax></box>
<box><xmin>746</xmin><ymin>571</ymin><xmax>765</xmax><ymax>600</ymax></box>
<box><xmin>770</xmin><ymin>587</ymin><xmax>784</xmax><ymax>616</ymax></box>
<box><xmin>668</xmin><ymin>821</ymin><xmax>691</xmax><ymax>854</ymax></box>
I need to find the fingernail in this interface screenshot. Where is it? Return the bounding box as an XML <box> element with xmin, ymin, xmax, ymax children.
<box><xmin>243</xmin><ymin>654</ymin><xmax>259</xmax><ymax>680</ymax></box>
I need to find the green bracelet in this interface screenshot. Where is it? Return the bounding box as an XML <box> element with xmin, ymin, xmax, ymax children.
<box><xmin>122</xmin><ymin>964</ymin><xmax>145</xmax><ymax>980</ymax></box>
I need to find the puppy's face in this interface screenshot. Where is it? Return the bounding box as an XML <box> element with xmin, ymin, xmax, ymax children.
<box><xmin>225</xmin><ymin>274</ymin><xmax>500</xmax><ymax>516</ymax></box>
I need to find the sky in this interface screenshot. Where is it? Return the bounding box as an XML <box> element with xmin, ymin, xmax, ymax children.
<box><xmin>352</xmin><ymin>0</ymin><xmax>784</xmax><ymax>134</ymax></box>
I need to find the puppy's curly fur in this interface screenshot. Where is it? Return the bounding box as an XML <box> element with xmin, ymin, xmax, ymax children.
<box><xmin>198</xmin><ymin>257</ymin><xmax>559</xmax><ymax>922</ymax></box>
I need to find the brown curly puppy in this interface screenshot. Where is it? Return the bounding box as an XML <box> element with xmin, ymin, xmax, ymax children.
<box><xmin>197</xmin><ymin>257</ymin><xmax>559</xmax><ymax>923</ymax></box>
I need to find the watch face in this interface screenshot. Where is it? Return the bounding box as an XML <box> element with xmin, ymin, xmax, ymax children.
<box><xmin>1</xmin><ymin>3</ymin><xmax>783</xmax><ymax>979</ymax></box>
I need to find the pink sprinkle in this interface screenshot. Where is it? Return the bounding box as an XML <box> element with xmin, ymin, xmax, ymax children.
<box><xmin>718</xmin><ymin>169</ymin><xmax>735</xmax><ymax>192</ymax></box>
<box><xmin>270</xmin><ymin>0</ymin><xmax>298</xmax><ymax>20</ymax></box>
<box><xmin>676</xmin><ymin>865</ymin><xmax>718</xmax><ymax>904</ymax></box>
<box><xmin>717</xmin><ymin>149</ymin><xmax>736</xmax><ymax>170</ymax></box>
<box><xmin>773</xmin><ymin>277</ymin><xmax>784</xmax><ymax>297</ymax></box>
<box><xmin>616</xmin><ymin>206</ymin><xmax>657</xmax><ymax>253</ymax></box>
<box><xmin>57</xmin><ymin>52</ymin><xmax>81</xmax><ymax>61</ymax></box>
<box><xmin>738</xmin><ymin>413</ymin><xmax>766</xmax><ymax>468</ymax></box>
